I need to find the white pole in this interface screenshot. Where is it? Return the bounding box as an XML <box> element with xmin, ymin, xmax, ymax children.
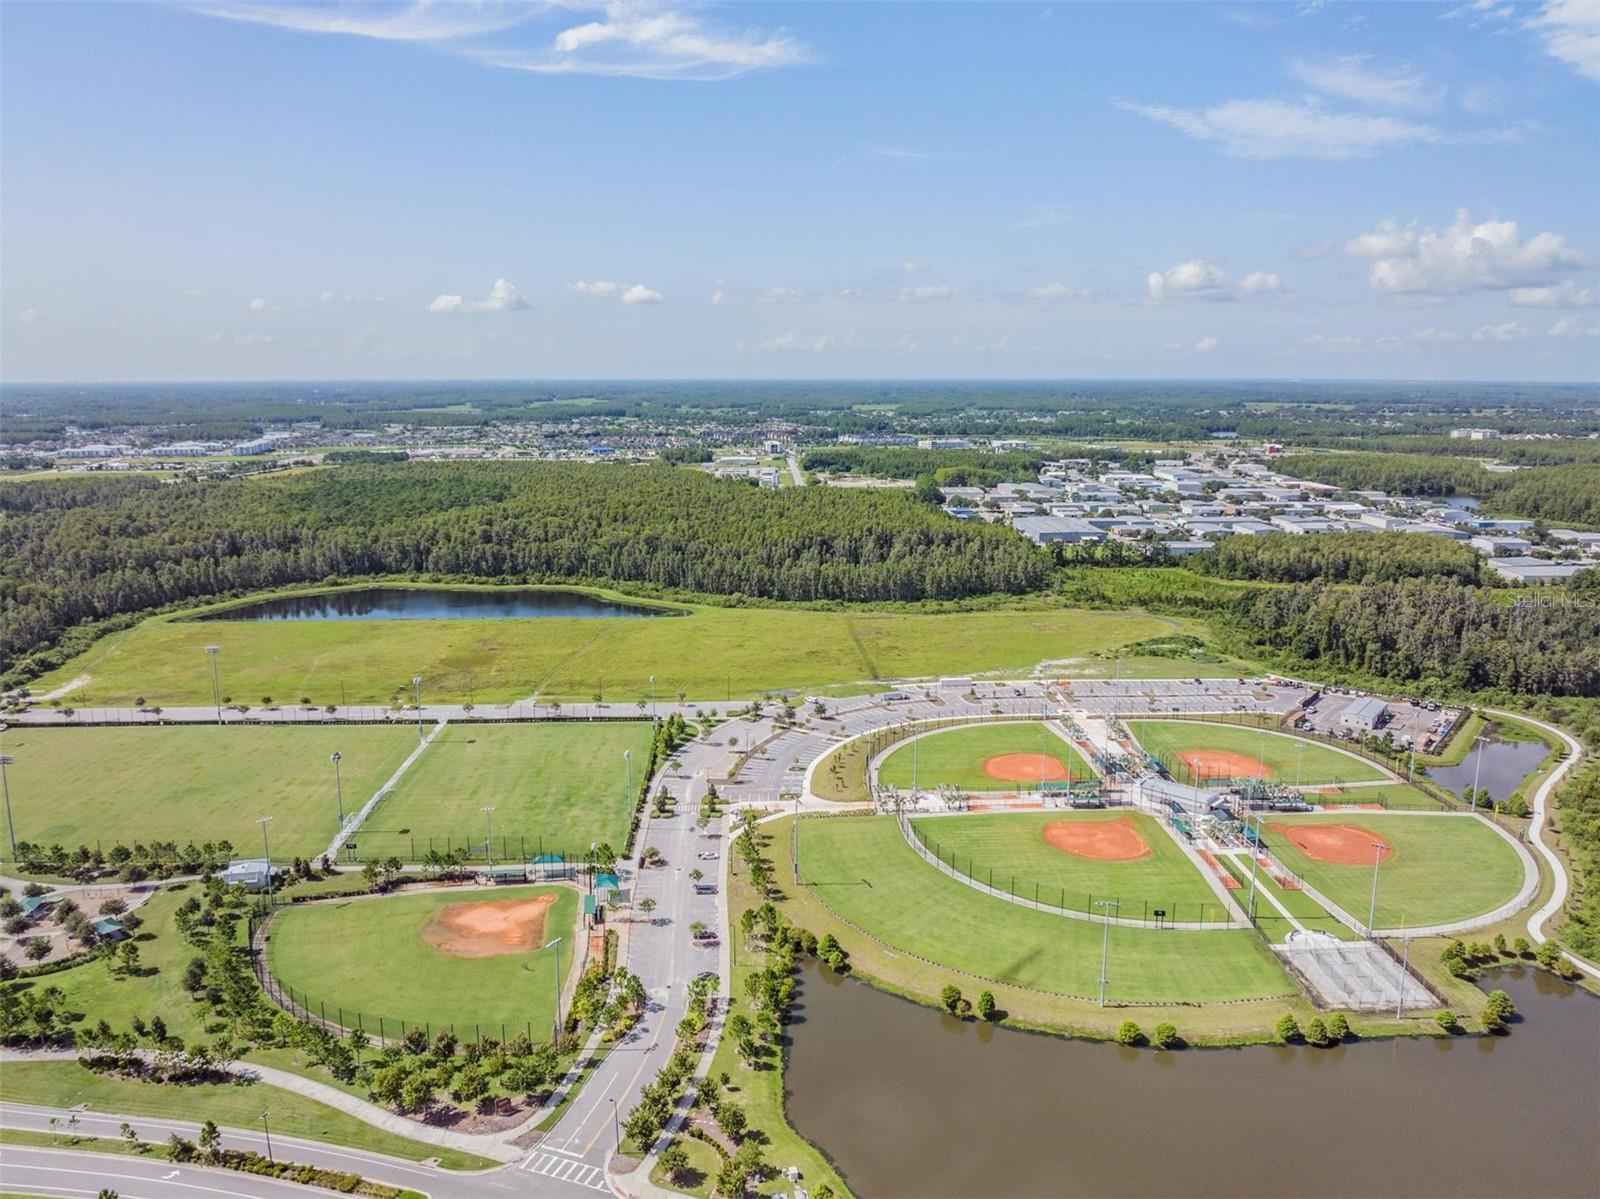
<box><xmin>330</xmin><ymin>752</ymin><xmax>344</xmax><ymax>828</ymax></box>
<box><xmin>1095</xmin><ymin>898</ymin><xmax>1120</xmax><ymax>1006</ymax></box>
<box><xmin>412</xmin><ymin>676</ymin><xmax>424</xmax><ymax>745</ymax></box>
<box><xmin>1366</xmin><ymin>841</ymin><xmax>1383</xmax><ymax>935</ymax></box>
<box><xmin>0</xmin><ymin>755</ymin><xmax>16</xmax><ymax>862</ymax></box>
<box><xmin>205</xmin><ymin>646</ymin><xmax>222</xmax><ymax>725</ymax></box>
<box><xmin>258</xmin><ymin>816</ymin><xmax>274</xmax><ymax>904</ymax></box>
<box><xmin>1469</xmin><ymin>732</ymin><xmax>1486</xmax><ymax>810</ymax></box>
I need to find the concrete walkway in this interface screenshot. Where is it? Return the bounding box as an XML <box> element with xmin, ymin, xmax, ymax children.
<box><xmin>0</xmin><ymin>1047</ymin><xmax>522</xmax><ymax>1162</ymax></box>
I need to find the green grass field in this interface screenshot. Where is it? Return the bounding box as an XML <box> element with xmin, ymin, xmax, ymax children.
<box><xmin>1217</xmin><ymin>853</ymin><xmax>1359</xmax><ymax>942</ymax></box>
<box><xmin>907</xmin><ymin>811</ymin><xmax>1223</xmax><ymax>920</ymax></box>
<box><xmin>1264</xmin><ymin>813</ymin><xmax>1527</xmax><ymax>928</ymax></box>
<box><xmin>1126</xmin><ymin>721</ymin><xmax>1391</xmax><ymax>786</ymax></box>
<box><xmin>798</xmin><ymin>816</ymin><xmax>1293</xmax><ymax>1003</ymax></box>
<box><xmin>1316</xmin><ymin>782</ymin><xmax>1445</xmax><ymax>809</ymax></box>
<box><xmin>267</xmin><ymin>886</ymin><xmax>577</xmax><ymax>1037</ymax></box>
<box><xmin>28</xmin><ymin>587</ymin><xmax>1185</xmax><ymax>705</ymax></box>
<box><xmin>356</xmin><ymin>722</ymin><xmax>654</xmax><ymax>860</ymax></box>
<box><xmin>0</xmin><ymin>725</ymin><xmax>418</xmax><ymax>861</ymax></box>
<box><xmin>0</xmin><ymin>1061</ymin><xmax>495</xmax><ymax>1169</ymax></box>
<box><xmin>876</xmin><ymin>722</ymin><xmax>1096</xmax><ymax>793</ymax></box>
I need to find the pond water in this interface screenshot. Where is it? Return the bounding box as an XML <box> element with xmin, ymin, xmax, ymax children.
<box><xmin>784</xmin><ymin>963</ymin><xmax>1599</xmax><ymax>1198</ymax></box>
<box><xmin>1428</xmin><ymin>736</ymin><xmax>1548</xmax><ymax>805</ymax></box>
<box><xmin>195</xmin><ymin>587</ymin><xmax>673</xmax><ymax>622</ymax></box>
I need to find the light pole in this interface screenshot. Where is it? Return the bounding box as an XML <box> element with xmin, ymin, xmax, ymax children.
<box><xmin>1395</xmin><ymin>917</ymin><xmax>1410</xmax><ymax>1019</ymax></box>
<box><xmin>260</xmin><ymin>1110</ymin><xmax>274</xmax><ymax>1164</ymax></box>
<box><xmin>0</xmin><ymin>753</ymin><xmax>15</xmax><ymax>862</ymax></box>
<box><xmin>204</xmin><ymin>646</ymin><xmax>222</xmax><ymax>725</ymax></box>
<box><xmin>1366</xmin><ymin>841</ymin><xmax>1384</xmax><ymax>935</ymax></box>
<box><xmin>1467</xmin><ymin>732</ymin><xmax>1488</xmax><ymax>810</ymax></box>
<box><xmin>611</xmin><ymin>1097</ymin><xmax>620</xmax><ymax>1156</ymax></box>
<box><xmin>1095</xmin><ymin>898</ymin><xmax>1121</xmax><ymax>1007</ymax></box>
<box><xmin>545</xmin><ymin>936</ymin><xmax>563</xmax><ymax>1037</ymax></box>
<box><xmin>330</xmin><ymin>752</ymin><xmax>344</xmax><ymax>830</ymax></box>
<box><xmin>1245</xmin><ymin>812</ymin><xmax>1263</xmax><ymax>921</ymax></box>
<box><xmin>258</xmin><ymin>816</ymin><xmax>274</xmax><ymax>904</ymax></box>
<box><xmin>411</xmin><ymin>676</ymin><xmax>424</xmax><ymax>745</ymax></box>
<box><xmin>649</xmin><ymin>674</ymin><xmax>656</xmax><ymax>719</ymax></box>
<box><xmin>481</xmin><ymin>805</ymin><xmax>495</xmax><ymax>867</ymax></box>
<box><xmin>623</xmin><ymin>749</ymin><xmax>633</xmax><ymax>807</ymax></box>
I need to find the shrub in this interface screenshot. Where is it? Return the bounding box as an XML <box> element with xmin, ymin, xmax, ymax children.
<box><xmin>1436</xmin><ymin>1009</ymin><xmax>1458</xmax><ymax>1032</ymax></box>
<box><xmin>1275</xmin><ymin>1013</ymin><xmax>1301</xmax><ymax>1044</ymax></box>
<box><xmin>1324</xmin><ymin>1012</ymin><xmax>1351</xmax><ymax>1041</ymax></box>
<box><xmin>977</xmin><ymin>991</ymin><xmax>997</xmax><ymax>1022</ymax></box>
<box><xmin>1115</xmin><ymin>1021</ymin><xmax>1143</xmax><ymax>1046</ymax></box>
<box><xmin>1151</xmin><ymin>1022</ymin><xmax>1178</xmax><ymax>1049</ymax></box>
<box><xmin>1304</xmin><ymin>1016</ymin><xmax>1331</xmax><ymax>1047</ymax></box>
<box><xmin>939</xmin><ymin>984</ymin><xmax>964</xmax><ymax>1015</ymax></box>
<box><xmin>1482</xmin><ymin>989</ymin><xmax>1515</xmax><ymax>1031</ymax></box>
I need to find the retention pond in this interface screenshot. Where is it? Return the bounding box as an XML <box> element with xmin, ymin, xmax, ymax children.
<box><xmin>785</xmin><ymin>962</ymin><xmax>1599</xmax><ymax>1198</ymax></box>
<box><xmin>194</xmin><ymin>587</ymin><xmax>675</xmax><ymax>622</ymax></box>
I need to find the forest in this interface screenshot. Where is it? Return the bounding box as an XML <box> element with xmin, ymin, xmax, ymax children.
<box><xmin>1190</xmin><ymin>532</ymin><xmax>1485</xmax><ymax>585</ymax></box>
<box><xmin>1278</xmin><ymin>453</ymin><xmax>1600</xmax><ymax>527</ymax></box>
<box><xmin>0</xmin><ymin>463</ymin><xmax>1048</xmax><ymax>679</ymax></box>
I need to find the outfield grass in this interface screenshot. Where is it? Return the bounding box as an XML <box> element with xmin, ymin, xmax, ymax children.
<box><xmin>357</xmin><ymin>722</ymin><xmax>655</xmax><ymax>860</ymax></box>
<box><xmin>29</xmin><ymin>588</ymin><xmax>1182</xmax><ymax>705</ymax></box>
<box><xmin>907</xmin><ymin>811</ymin><xmax>1222</xmax><ymax>920</ymax></box>
<box><xmin>876</xmin><ymin>722</ymin><xmax>1096</xmax><ymax>793</ymax></box>
<box><xmin>1265</xmin><ymin>813</ymin><xmax>1527</xmax><ymax>928</ymax></box>
<box><xmin>1126</xmin><ymin>721</ymin><xmax>1390</xmax><ymax>786</ymax></box>
<box><xmin>0</xmin><ymin>1061</ymin><xmax>495</xmax><ymax>1170</ymax></box>
<box><xmin>266</xmin><ymin>886</ymin><xmax>577</xmax><ymax>1037</ymax></box>
<box><xmin>1316</xmin><ymin>782</ymin><xmax>1445</xmax><ymax>810</ymax></box>
<box><xmin>797</xmin><ymin>816</ymin><xmax>1292</xmax><ymax>1003</ymax></box>
<box><xmin>0</xmin><ymin>725</ymin><xmax>418</xmax><ymax>861</ymax></box>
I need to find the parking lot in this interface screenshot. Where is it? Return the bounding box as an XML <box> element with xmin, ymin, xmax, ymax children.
<box><xmin>1293</xmin><ymin>688</ymin><xmax>1462</xmax><ymax>753</ymax></box>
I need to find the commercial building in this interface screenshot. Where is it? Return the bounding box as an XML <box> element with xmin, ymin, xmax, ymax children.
<box><xmin>1011</xmin><ymin>515</ymin><xmax>1106</xmax><ymax>545</ymax></box>
<box><xmin>1339</xmin><ymin>698</ymin><xmax>1389</xmax><ymax>734</ymax></box>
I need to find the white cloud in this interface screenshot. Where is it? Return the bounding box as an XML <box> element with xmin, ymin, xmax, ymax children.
<box><xmin>1194</xmin><ymin>336</ymin><xmax>1220</xmax><ymax>353</ymax></box>
<box><xmin>620</xmin><ymin>283</ymin><xmax>663</xmax><ymax>305</ymax></box>
<box><xmin>571</xmin><ymin>280</ymin><xmax>619</xmax><ymax>298</ymax></box>
<box><xmin>1148</xmin><ymin>259</ymin><xmax>1231</xmax><ymax>302</ymax></box>
<box><xmin>236</xmin><ymin>331</ymin><xmax>276</xmax><ymax>346</ymax></box>
<box><xmin>1509</xmin><ymin>281</ymin><xmax>1598</xmax><ymax>307</ymax></box>
<box><xmin>902</xmin><ymin>259</ymin><xmax>929</xmax><ymax>274</ymax></box>
<box><xmin>1118</xmin><ymin>98</ymin><xmax>1437</xmax><ymax>159</ymax></box>
<box><xmin>1409</xmin><ymin>327</ymin><xmax>1462</xmax><ymax>344</ymax></box>
<box><xmin>1527</xmin><ymin>0</ymin><xmax>1600</xmax><ymax>82</ymax></box>
<box><xmin>756</xmin><ymin>287</ymin><xmax>804</xmax><ymax>305</ymax></box>
<box><xmin>427</xmin><ymin>277</ymin><xmax>529</xmax><ymax>315</ymax></box>
<box><xmin>1342</xmin><ymin>209</ymin><xmax>1589</xmax><ymax>296</ymax></box>
<box><xmin>318</xmin><ymin>290</ymin><xmax>336</xmax><ymax>302</ymax></box>
<box><xmin>709</xmin><ymin>286</ymin><xmax>729</xmax><ymax>306</ymax></box>
<box><xmin>1304</xmin><ymin>333</ymin><xmax>1364</xmax><ymax>352</ymax></box>
<box><xmin>897</xmin><ymin>284</ymin><xmax>955</xmax><ymax>303</ymax></box>
<box><xmin>195</xmin><ymin>2</ymin><xmax>806</xmax><ymax>81</ymax></box>
<box><xmin>751</xmin><ymin>330</ymin><xmax>835</xmax><ymax>354</ymax></box>
<box><xmin>247</xmin><ymin>297</ymin><xmax>270</xmax><ymax>311</ymax></box>
<box><xmin>1239</xmin><ymin>271</ymin><xmax>1284</xmax><ymax>296</ymax></box>
<box><xmin>1472</xmin><ymin>320</ymin><xmax>1530</xmax><ymax>341</ymax></box>
<box><xmin>1026</xmin><ymin>282</ymin><xmax>1092</xmax><ymax>304</ymax></box>
<box><xmin>18</xmin><ymin>307</ymin><xmax>39</xmax><ymax>325</ymax></box>
<box><xmin>1289</xmin><ymin>55</ymin><xmax>1435</xmax><ymax>109</ymax></box>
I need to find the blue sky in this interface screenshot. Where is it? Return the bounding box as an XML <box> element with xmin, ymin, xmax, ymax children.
<box><xmin>3</xmin><ymin>0</ymin><xmax>1598</xmax><ymax>382</ymax></box>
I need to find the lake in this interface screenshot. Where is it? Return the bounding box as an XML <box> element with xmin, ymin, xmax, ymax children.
<box><xmin>195</xmin><ymin>587</ymin><xmax>675</xmax><ymax>622</ymax></box>
<box><xmin>1429</xmin><ymin>736</ymin><xmax>1549</xmax><ymax>805</ymax></box>
<box><xmin>785</xmin><ymin>963</ymin><xmax>1600</xmax><ymax>1198</ymax></box>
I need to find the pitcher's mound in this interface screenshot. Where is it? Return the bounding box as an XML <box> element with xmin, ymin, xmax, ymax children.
<box><xmin>983</xmin><ymin>752</ymin><xmax>1066</xmax><ymax>783</ymax></box>
<box><xmin>422</xmin><ymin>894</ymin><xmax>557</xmax><ymax>959</ymax></box>
<box><xmin>1179</xmin><ymin>750</ymin><xmax>1268</xmax><ymax>780</ymax></box>
<box><xmin>1042</xmin><ymin>817</ymin><xmax>1151</xmax><ymax>862</ymax></box>
<box><xmin>1272</xmin><ymin>823</ymin><xmax>1392</xmax><ymax>866</ymax></box>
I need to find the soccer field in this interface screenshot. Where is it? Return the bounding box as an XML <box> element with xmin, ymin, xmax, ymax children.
<box><xmin>1127</xmin><ymin>721</ymin><xmax>1390</xmax><ymax>786</ymax></box>
<box><xmin>798</xmin><ymin>816</ymin><xmax>1292</xmax><ymax>1003</ymax></box>
<box><xmin>877</xmin><ymin>722</ymin><xmax>1096</xmax><ymax>793</ymax></box>
<box><xmin>355</xmin><ymin>722</ymin><xmax>655</xmax><ymax>861</ymax></box>
<box><xmin>0</xmin><ymin>724</ymin><xmax>418</xmax><ymax>861</ymax></box>
<box><xmin>908</xmin><ymin>810</ymin><xmax>1223</xmax><ymax>921</ymax></box>
<box><xmin>1264</xmin><ymin>813</ymin><xmax>1528</xmax><ymax>928</ymax></box>
<box><xmin>267</xmin><ymin>886</ymin><xmax>577</xmax><ymax>1037</ymax></box>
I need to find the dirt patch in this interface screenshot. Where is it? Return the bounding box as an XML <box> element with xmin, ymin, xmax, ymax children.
<box><xmin>983</xmin><ymin>752</ymin><xmax>1066</xmax><ymax>783</ymax></box>
<box><xmin>1272</xmin><ymin>823</ymin><xmax>1392</xmax><ymax>866</ymax></box>
<box><xmin>1042</xmin><ymin>817</ymin><xmax>1151</xmax><ymax>862</ymax></box>
<box><xmin>1178</xmin><ymin>749</ymin><xmax>1268</xmax><ymax>781</ymax></box>
<box><xmin>1198</xmin><ymin>849</ymin><xmax>1241</xmax><ymax>888</ymax></box>
<box><xmin>421</xmin><ymin>895</ymin><xmax>557</xmax><ymax>959</ymax></box>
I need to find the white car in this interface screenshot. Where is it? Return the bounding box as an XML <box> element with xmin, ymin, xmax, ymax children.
<box><xmin>697</xmin><ymin>851</ymin><xmax>720</xmax><ymax>860</ymax></box>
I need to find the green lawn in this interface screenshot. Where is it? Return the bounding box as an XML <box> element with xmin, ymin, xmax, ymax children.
<box><xmin>1264</xmin><ymin>813</ymin><xmax>1527</xmax><ymax>928</ymax></box>
<box><xmin>876</xmin><ymin>722</ymin><xmax>1096</xmax><ymax>793</ymax></box>
<box><xmin>29</xmin><ymin>589</ymin><xmax>1181</xmax><ymax>705</ymax></box>
<box><xmin>907</xmin><ymin>811</ymin><xmax>1222</xmax><ymax>920</ymax></box>
<box><xmin>0</xmin><ymin>1061</ymin><xmax>495</xmax><ymax>1170</ymax></box>
<box><xmin>1126</xmin><ymin>721</ymin><xmax>1390</xmax><ymax>786</ymax></box>
<box><xmin>1217</xmin><ymin>853</ymin><xmax>1359</xmax><ymax>942</ymax></box>
<box><xmin>0</xmin><ymin>725</ymin><xmax>418</xmax><ymax>862</ymax></box>
<box><xmin>1318</xmin><ymin>783</ymin><xmax>1445</xmax><ymax>810</ymax></box>
<box><xmin>266</xmin><ymin>886</ymin><xmax>576</xmax><ymax>1037</ymax></box>
<box><xmin>797</xmin><ymin>816</ymin><xmax>1293</xmax><ymax>1003</ymax></box>
<box><xmin>357</xmin><ymin>722</ymin><xmax>654</xmax><ymax>861</ymax></box>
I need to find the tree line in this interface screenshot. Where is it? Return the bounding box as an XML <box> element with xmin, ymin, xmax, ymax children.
<box><xmin>1190</xmin><ymin>532</ymin><xmax>1485</xmax><ymax>585</ymax></box>
<box><xmin>0</xmin><ymin>462</ymin><xmax>1048</xmax><ymax>681</ymax></box>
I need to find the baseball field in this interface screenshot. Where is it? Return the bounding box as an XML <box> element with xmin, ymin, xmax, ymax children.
<box><xmin>0</xmin><ymin>724</ymin><xmax>419</xmax><ymax>861</ymax></box>
<box><xmin>908</xmin><ymin>810</ymin><xmax>1224</xmax><ymax>920</ymax></box>
<box><xmin>876</xmin><ymin>722</ymin><xmax>1096</xmax><ymax>793</ymax></box>
<box><xmin>266</xmin><ymin>885</ymin><xmax>577</xmax><ymax>1037</ymax></box>
<box><xmin>797</xmin><ymin>816</ymin><xmax>1293</xmax><ymax>1003</ymax></box>
<box><xmin>1262</xmin><ymin>812</ymin><xmax>1528</xmax><ymax>928</ymax></box>
<box><xmin>1126</xmin><ymin>721</ymin><xmax>1390</xmax><ymax>786</ymax></box>
<box><xmin>354</xmin><ymin>722</ymin><xmax>655</xmax><ymax>861</ymax></box>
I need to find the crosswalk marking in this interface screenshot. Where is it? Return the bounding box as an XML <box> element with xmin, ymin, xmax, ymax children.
<box><xmin>519</xmin><ymin>1150</ymin><xmax>609</xmax><ymax>1191</ymax></box>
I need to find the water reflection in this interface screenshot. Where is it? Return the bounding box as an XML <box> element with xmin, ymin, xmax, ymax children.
<box><xmin>194</xmin><ymin>587</ymin><xmax>674</xmax><ymax>622</ymax></box>
<box><xmin>1428</xmin><ymin>738</ymin><xmax>1548</xmax><ymax>804</ymax></box>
